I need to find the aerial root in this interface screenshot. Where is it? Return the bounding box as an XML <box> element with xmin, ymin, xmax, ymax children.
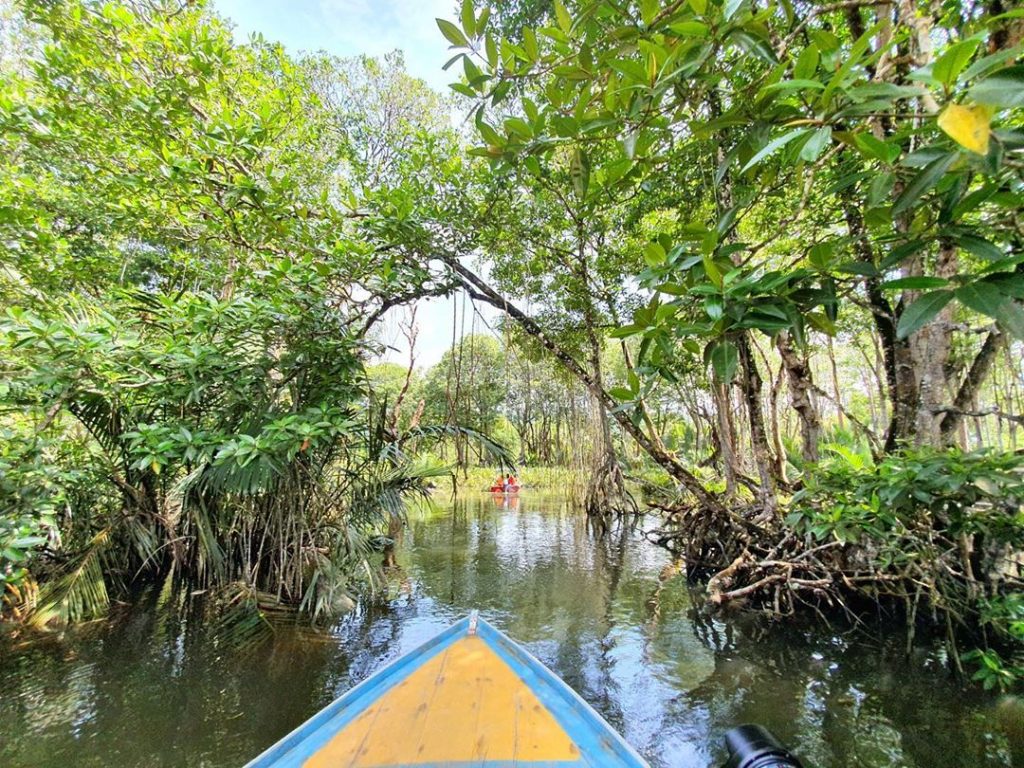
<box><xmin>645</xmin><ymin>499</ymin><xmax>993</xmax><ymax>638</ymax></box>
<box><xmin>584</xmin><ymin>451</ymin><xmax>637</xmax><ymax>527</ymax></box>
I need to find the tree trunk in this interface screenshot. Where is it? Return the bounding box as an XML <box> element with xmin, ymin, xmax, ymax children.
<box><xmin>775</xmin><ymin>331</ymin><xmax>822</xmax><ymax>462</ymax></box>
<box><xmin>442</xmin><ymin>254</ymin><xmax>727</xmax><ymax>516</ymax></box>
<box><xmin>845</xmin><ymin>203</ymin><xmax>918</xmax><ymax>451</ymax></box>
<box><xmin>579</xmin><ymin>236</ymin><xmax>631</xmax><ymax>519</ymax></box>
<box><xmin>908</xmin><ymin>241</ymin><xmax>958</xmax><ymax>445</ymax></box>
<box><xmin>736</xmin><ymin>334</ymin><xmax>777</xmax><ymax>510</ymax></box>
<box><xmin>826</xmin><ymin>334</ymin><xmax>845</xmax><ymax>431</ymax></box>
<box><xmin>939</xmin><ymin>329</ymin><xmax>1006</xmax><ymax>443</ymax></box>
<box><xmin>712</xmin><ymin>379</ymin><xmax>738</xmax><ymax>496</ymax></box>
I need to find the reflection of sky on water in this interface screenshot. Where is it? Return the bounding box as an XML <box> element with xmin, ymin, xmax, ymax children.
<box><xmin>1</xmin><ymin>493</ymin><xmax>1020</xmax><ymax>767</ymax></box>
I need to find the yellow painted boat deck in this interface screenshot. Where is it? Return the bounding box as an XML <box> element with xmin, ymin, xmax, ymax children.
<box><xmin>246</xmin><ymin>614</ymin><xmax>649</xmax><ymax>768</ymax></box>
<box><xmin>307</xmin><ymin>635</ymin><xmax>580</xmax><ymax>767</ymax></box>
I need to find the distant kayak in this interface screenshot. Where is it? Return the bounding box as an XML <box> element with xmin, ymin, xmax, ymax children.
<box><xmin>245</xmin><ymin>611</ymin><xmax>649</xmax><ymax>767</ymax></box>
<box><xmin>490</xmin><ymin>484</ymin><xmax>520</xmax><ymax>493</ymax></box>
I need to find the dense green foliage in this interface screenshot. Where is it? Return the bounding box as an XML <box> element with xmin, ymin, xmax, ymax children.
<box><xmin>2</xmin><ymin>0</ymin><xmax>1023</xmax><ymax>692</ymax></box>
<box><xmin>430</xmin><ymin>0</ymin><xmax>1024</xmax><ymax>683</ymax></box>
<box><xmin>793</xmin><ymin>447</ymin><xmax>1024</xmax><ymax>688</ymax></box>
<box><xmin>0</xmin><ymin>0</ymin><xmax>465</xmax><ymax>625</ymax></box>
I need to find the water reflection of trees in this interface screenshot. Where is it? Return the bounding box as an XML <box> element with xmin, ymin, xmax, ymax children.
<box><xmin>677</xmin><ymin>609</ymin><xmax>1016</xmax><ymax>767</ymax></box>
<box><xmin>2</xmin><ymin>495</ymin><xmax>1017</xmax><ymax>768</ymax></box>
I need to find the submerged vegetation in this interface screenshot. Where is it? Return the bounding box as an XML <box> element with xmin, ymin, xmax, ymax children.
<box><xmin>1</xmin><ymin>0</ymin><xmax>1023</xmax><ymax>695</ymax></box>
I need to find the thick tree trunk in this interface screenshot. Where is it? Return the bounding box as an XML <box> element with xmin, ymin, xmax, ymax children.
<box><xmin>578</xmin><ymin>235</ymin><xmax>631</xmax><ymax>519</ymax></box>
<box><xmin>736</xmin><ymin>334</ymin><xmax>777</xmax><ymax>509</ymax></box>
<box><xmin>584</xmin><ymin>311</ymin><xmax>630</xmax><ymax>518</ymax></box>
<box><xmin>844</xmin><ymin>203</ymin><xmax>918</xmax><ymax>451</ymax></box>
<box><xmin>939</xmin><ymin>330</ymin><xmax>1006</xmax><ymax>443</ymax></box>
<box><xmin>712</xmin><ymin>379</ymin><xmax>738</xmax><ymax>496</ymax></box>
<box><xmin>908</xmin><ymin>241</ymin><xmax>958</xmax><ymax>445</ymax></box>
<box><xmin>775</xmin><ymin>331</ymin><xmax>821</xmax><ymax>462</ymax></box>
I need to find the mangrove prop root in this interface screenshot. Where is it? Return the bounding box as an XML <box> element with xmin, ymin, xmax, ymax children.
<box><xmin>647</xmin><ymin>499</ymin><xmax>1021</xmax><ymax>662</ymax></box>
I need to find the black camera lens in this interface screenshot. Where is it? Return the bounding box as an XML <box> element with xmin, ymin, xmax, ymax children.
<box><xmin>723</xmin><ymin>724</ymin><xmax>805</xmax><ymax>768</ymax></box>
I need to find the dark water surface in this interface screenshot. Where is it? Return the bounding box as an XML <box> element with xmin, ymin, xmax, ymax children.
<box><xmin>2</xmin><ymin>494</ymin><xmax>1022</xmax><ymax>767</ymax></box>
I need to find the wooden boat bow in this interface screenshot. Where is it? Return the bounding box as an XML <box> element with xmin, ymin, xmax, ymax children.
<box><xmin>246</xmin><ymin>612</ymin><xmax>649</xmax><ymax>767</ymax></box>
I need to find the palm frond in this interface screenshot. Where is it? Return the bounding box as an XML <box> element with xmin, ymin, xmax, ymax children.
<box><xmin>30</xmin><ymin>529</ymin><xmax>111</xmax><ymax>627</ymax></box>
<box><xmin>207</xmin><ymin>581</ymin><xmax>283</xmax><ymax>653</ymax></box>
<box><xmin>398</xmin><ymin>423</ymin><xmax>517</xmax><ymax>469</ymax></box>
<box><xmin>68</xmin><ymin>392</ymin><xmax>128</xmax><ymax>467</ymax></box>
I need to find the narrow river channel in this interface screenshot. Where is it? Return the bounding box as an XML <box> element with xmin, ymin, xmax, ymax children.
<box><xmin>2</xmin><ymin>493</ymin><xmax>1021</xmax><ymax>767</ymax></box>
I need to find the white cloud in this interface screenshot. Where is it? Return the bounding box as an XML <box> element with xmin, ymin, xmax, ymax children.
<box><xmin>315</xmin><ymin>0</ymin><xmax>457</xmax><ymax>89</ymax></box>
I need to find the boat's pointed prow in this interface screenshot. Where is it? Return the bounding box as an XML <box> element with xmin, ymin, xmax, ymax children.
<box><xmin>247</xmin><ymin>613</ymin><xmax>649</xmax><ymax>767</ymax></box>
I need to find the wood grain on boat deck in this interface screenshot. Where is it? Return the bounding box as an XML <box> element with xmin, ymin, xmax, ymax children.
<box><xmin>302</xmin><ymin>635</ymin><xmax>582</xmax><ymax>767</ymax></box>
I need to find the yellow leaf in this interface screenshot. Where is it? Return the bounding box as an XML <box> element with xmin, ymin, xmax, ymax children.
<box><xmin>938</xmin><ymin>103</ymin><xmax>992</xmax><ymax>155</ymax></box>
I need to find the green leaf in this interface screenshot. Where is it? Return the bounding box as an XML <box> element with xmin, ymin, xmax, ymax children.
<box><xmin>723</xmin><ymin>0</ymin><xmax>744</xmax><ymax>21</ymax></box>
<box><xmin>962</xmin><ymin>43</ymin><xmax>1024</xmax><ymax>81</ymax></box>
<box><xmin>609</xmin><ymin>386</ymin><xmax>635</xmax><ymax>401</ymax></box>
<box><xmin>732</xmin><ymin>30</ymin><xmax>777</xmax><ymax>64</ymax></box>
<box><xmin>799</xmin><ymin>126</ymin><xmax>831</xmax><ymax>162</ymax></box>
<box><xmin>570</xmin><ymin>148</ymin><xmax>590</xmax><ymax>199</ymax></box>
<box><xmin>709</xmin><ymin>340</ymin><xmax>739</xmax><ymax>383</ymax></box>
<box><xmin>657</xmin><ymin>282</ymin><xmax>689</xmax><ymax>296</ymax></box>
<box><xmin>668</xmin><ymin>21</ymin><xmax>709</xmax><ymax>37</ymax></box>
<box><xmin>932</xmin><ymin>39</ymin><xmax>981</xmax><ymax>86</ymax></box>
<box><xmin>957</xmin><ymin>234</ymin><xmax>1003</xmax><ymax>261</ymax></box>
<box><xmin>955</xmin><ymin>281</ymin><xmax>1006</xmax><ymax>317</ymax></box>
<box><xmin>504</xmin><ymin>117</ymin><xmax>532</xmax><ymax>139</ymax></box>
<box><xmin>997</xmin><ymin>300</ymin><xmax>1024</xmax><ymax>340</ymax></box>
<box><xmin>892</xmin><ymin>153</ymin><xmax>958</xmax><ymax>217</ymax></box>
<box><xmin>763</xmin><ymin>78</ymin><xmax>825</xmax><ymax>93</ymax></box>
<box><xmin>853</xmin><ymin>133</ymin><xmax>899</xmax><ymax>164</ymax></box>
<box><xmin>460</xmin><ymin>0</ymin><xmax>476</xmax><ymax>38</ymax></box>
<box><xmin>610</xmin><ymin>323</ymin><xmax>643</xmax><ymax>338</ymax></box>
<box><xmin>867</xmin><ymin>171</ymin><xmax>894</xmax><ymax>207</ymax></box>
<box><xmin>740</xmin><ymin>128</ymin><xmax>810</xmax><ymax>173</ymax></box>
<box><xmin>836</xmin><ymin>261</ymin><xmax>879</xmax><ymax>277</ymax></box>
<box><xmin>450</xmin><ymin>82</ymin><xmax>476</xmax><ymax>98</ymax></box>
<box><xmin>703</xmin><ymin>255</ymin><xmax>723</xmax><ymax>288</ymax></box>
<box><xmin>554</xmin><ymin>0</ymin><xmax>572</xmax><ymax>34</ymax></box>
<box><xmin>878</xmin><ymin>276</ymin><xmax>950</xmax><ymax>290</ymax></box>
<box><xmin>819</xmin><ymin>20</ymin><xmax>883</xmax><ymax>107</ymax></box>
<box><xmin>896</xmin><ymin>290</ymin><xmax>954</xmax><ymax>339</ymax></box>
<box><xmin>477</xmin><ymin>119</ymin><xmax>503</xmax><ymax>146</ymax></box>
<box><xmin>793</xmin><ymin>44</ymin><xmax>820</xmax><ymax>80</ymax></box>
<box><xmin>437</xmin><ymin>19</ymin><xmax>469</xmax><ymax>47</ymax></box>
<box><xmin>970</xmin><ymin>65</ymin><xmax>1024</xmax><ymax>109</ymax></box>
<box><xmin>704</xmin><ymin>295</ymin><xmax>724</xmax><ymax>319</ymax></box>
<box><xmin>644</xmin><ymin>242</ymin><xmax>666</xmax><ymax>267</ymax></box>
<box><xmin>463</xmin><ymin>56</ymin><xmax>484</xmax><ymax>84</ymax></box>
<box><xmin>523</xmin><ymin>27</ymin><xmax>539</xmax><ymax>60</ymax></box>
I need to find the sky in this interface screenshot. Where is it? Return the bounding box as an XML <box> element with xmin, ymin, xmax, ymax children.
<box><xmin>212</xmin><ymin>0</ymin><xmax>494</xmax><ymax>368</ymax></box>
<box><xmin>214</xmin><ymin>0</ymin><xmax>456</xmax><ymax>92</ymax></box>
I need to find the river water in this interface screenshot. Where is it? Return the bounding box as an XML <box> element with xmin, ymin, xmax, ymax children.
<box><xmin>1</xmin><ymin>493</ymin><xmax>1022</xmax><ymax>767</ymax></box>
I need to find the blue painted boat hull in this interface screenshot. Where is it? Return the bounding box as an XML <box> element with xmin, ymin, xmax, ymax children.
<box><xmin>246</xmin><ymin>613</ymin><xmax>649</xmax><ymax>767</ymax></box>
